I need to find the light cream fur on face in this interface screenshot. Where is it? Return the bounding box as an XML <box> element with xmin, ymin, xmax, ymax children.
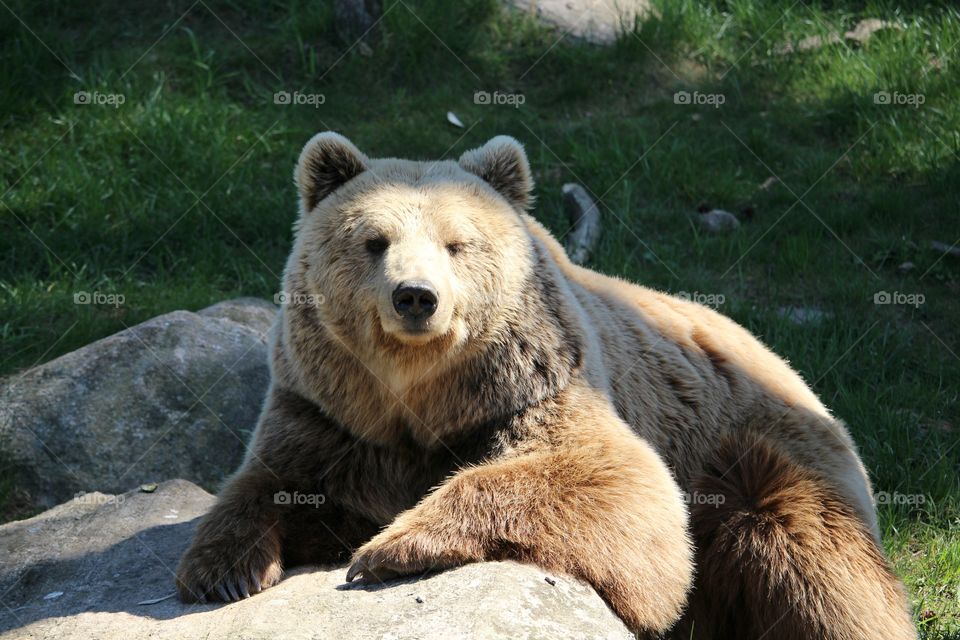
<box><xmin>290</xmin><ymin>137</ymin><xmax>533</xmax><ymax>372</ymax></box>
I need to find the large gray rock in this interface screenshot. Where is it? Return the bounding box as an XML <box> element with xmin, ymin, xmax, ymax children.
<box><xmin>0</xmin><ymin>299</ymin><xmax>276</xmax><ymax>515</ymax></box>
<box><xmin>0</xmin><ymin>480</ymin><xmax>631</xmax><ymax>639</ymax></box>
<box><xmin>508</xmin><ymin>0</ymin><xmax>654</xmax><ymax>44</ymax></box>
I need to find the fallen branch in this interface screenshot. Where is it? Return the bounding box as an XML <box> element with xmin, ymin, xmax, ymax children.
<box><xmin>562</xmin><ymin>183</ymin><xmax>602</xmax><ymax>265</ymax></box>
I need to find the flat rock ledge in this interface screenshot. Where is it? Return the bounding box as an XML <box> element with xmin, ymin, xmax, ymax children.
<box><xmin>0</xmin><ymin>480</ymin><xmax>631</xmax><ymax>639</ymax></box>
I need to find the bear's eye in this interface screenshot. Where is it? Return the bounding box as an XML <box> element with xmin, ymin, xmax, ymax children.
<box><xmin>365</xmin><ymin>237</ymin><xmax>389</xmax><ymax>256</ymax></box>
<box><xmin>446</xmin><ymin>242</ymin><xmax>465</xmax><ymax>256</ymax></box>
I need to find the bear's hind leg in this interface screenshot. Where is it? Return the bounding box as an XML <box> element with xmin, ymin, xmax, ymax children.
<box><xmin>676</xmin><ymin>432</ymin><xmax>916</xmax><ymax>640</ymax></box>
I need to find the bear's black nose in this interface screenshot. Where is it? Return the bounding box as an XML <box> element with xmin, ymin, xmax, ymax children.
<box><xmin>392</xmin><ymin>281</ymin><xmax>438</xmax><ymax>320</ymax></box>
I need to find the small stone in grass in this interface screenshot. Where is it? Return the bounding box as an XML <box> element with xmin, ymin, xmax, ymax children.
<box><xmin>758</xmin><ymin>176</ymin><xmax>780</xmax><ymax>191</ymax></box>
<box><xmin>845</xmin><ymin>19</ymin><xmax>902</xmax><ymax>45</ymax></box>
<box><xmin>931</xmin><ymin>240</ymin><xmax>960</xmax><ymax>258</ymax></box>
<box><xmin>698</xmin><ymin>209</ymin><xmax>740</xmax><ymax>234</ymax></box>
<box><xmin>777</xmin><ymin>306</ymin><xmax>831</xmax><ymax>326</ymax></box>
<box><xmin>897</xmin><ymin>261</ymin><xmax>915</xmax><ymax>274</ymax></box>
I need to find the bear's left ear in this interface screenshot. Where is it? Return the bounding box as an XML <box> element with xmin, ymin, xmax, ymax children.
<box><xmin>458</xmin><ymin>136</ymin><xmax>534</xmax><ymax>211</ymax></box>
<box><xmin>295</xmin><ymin>132</ymin><xmax>369</xmax><ymax>212</ymax></box>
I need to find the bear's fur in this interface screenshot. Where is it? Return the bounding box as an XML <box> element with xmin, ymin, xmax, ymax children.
<box><xmin>176</xmin><ymin>132</ymin><xmax>916</xmax><ymax>639</ymax></box>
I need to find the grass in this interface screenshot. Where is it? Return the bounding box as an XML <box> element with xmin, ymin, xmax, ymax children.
<box><xmin>0</xmin><ymin>0</ymin><xmax>958</xmax><ymax>635</ymax></box>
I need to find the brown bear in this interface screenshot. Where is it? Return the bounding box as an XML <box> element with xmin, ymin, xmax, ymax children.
<box><xmin>176</xmin><ymin>132</ymin><xmax>917</xmax><ymax>639</ymax></box>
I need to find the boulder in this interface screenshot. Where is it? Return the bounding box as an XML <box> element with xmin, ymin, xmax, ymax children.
<box><xmin>698</xmin><ymin>209</ymin><xmax>740</xmax><ymax>234</ymax></box>
<box><xmin>777</xmin><ymin>306</ymin><xmax>832</xmax><ymax>326</ymax></box>
<box><xmin>0</xmin><ymin>299</ymin><xmax>276</xmax><ymax>516</ymax></box>
<box><xmin>0</xmin><ymin>480</ymin><xmax>632</xmax><ymax>639</ymax></box>
<box><xmin>507</xmin><ymin>0</ymin><xmax>654</xmax><ymax>45</ymax></box>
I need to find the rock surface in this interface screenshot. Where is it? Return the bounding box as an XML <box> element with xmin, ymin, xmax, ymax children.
<box><xmin>698</xmin><ymin>208</ymin><xmax>740</xmax><ymax>234</ymax></box>
<box><xmin>0</xmin><ymin>298</ymin><xmax>276</xmax><ymax>514</ymax></box>
<box><xmin>930</xmin><ymin>240</ymin><xmax>960</xmax><ymax>258</ymax></box>
<box><xmin>774</xmin><ymin>18</ymin><xmax>902</xmax><ymax>55</ymax></box>
<box><xmin>0</xmin><ymin>480</ymin><xmax>631</xmax><ymax>639</ymax></box>
<box><xmin>508</xmin><ymin>0</ymin><xmax>654</xmax><ymax>44</ymax></box>
<box><xmin>777</xmin><ymin>306</ymin><xmax>832</xmax><ymax>326</ymax></box>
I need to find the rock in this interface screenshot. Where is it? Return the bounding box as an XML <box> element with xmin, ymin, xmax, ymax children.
<box><xmin>775</xmin><ymin>18</ymin><xmax>901</xmax><ymax>55</ymax></box>
<box><xmin>0</xmin><ymin>299</ymin><xmax>276</xmax><ymax>515</ymax></box>
<box><xmin>774</xmin><ymin>33</ymin><xmax>842</xmax><ymax>55</ymax></box>
<box><xmin>777</xmin><ymin>306</ymin><xmax>832</xmax><ymax>326</ymax></box>
<box><xmin>198</xmin><ymin>297</ymin><xmax>278</xmax><ymax>328</ymax></box>
<box><xmin>845</xmin><ymin>19</ymin><xmax>901</xmax><ymax>45</ymax></box>
<box><xmin>0</xmin><ymin>481</ymin><xmax>632</xmax><ymax>639</ymax></box>
<box><xmin>931</xmin><ymin>240</ymin><xmax>960</xmax><ymax>258</ymax></box>
<box><xmin>698</xmin><ymin>209</ymin><xmax>740</xmax><ymax>234</ymax></box>
<box><xmin>758</xmin><ymin>176</ymin><xmax>781</xmax><ymax>192</ymax></box>
<box><xmin>507</xmin><ymin>0</ymin><xmax>655</xmax><ymax>45</ymax></box>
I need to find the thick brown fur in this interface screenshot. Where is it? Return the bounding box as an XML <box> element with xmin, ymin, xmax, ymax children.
<box><xmin>176</xmin><ymin>132</ymin><xmax>915</xmax><ymax>639</ymax></box>
<box><xmin>672</xmin><ymin>431</ymin><xmax>915</xmax><ymax>639</ymax></box>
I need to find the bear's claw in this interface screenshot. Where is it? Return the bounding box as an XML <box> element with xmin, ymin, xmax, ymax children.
<box><xmin>345</xmin><ymin>526</ymin><xmax>452</xmax><ymax>585</ymax></box>
<box><xmin>345</xmin><ymin>558</ymin><xmax>405</xmax><ymax>584</ymax></box>
<box><xmin>176</xmin><ymin>541</ymin><xmax>281</xmax><ymax>604</ymax></box>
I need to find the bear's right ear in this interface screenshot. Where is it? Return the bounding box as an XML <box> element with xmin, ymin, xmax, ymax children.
<box><xmin>295</xmin><ymin>132</ymin><xmax>369</xmax><ymax>212</ymax></box>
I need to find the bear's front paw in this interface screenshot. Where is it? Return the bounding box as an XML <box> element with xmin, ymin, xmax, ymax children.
<box><xmin>176</xmin><ymin>536</ymin><xmax>283</xmax><ymax>603</ymax></box>
<box><xmin>345</xmin><ymin>524</ymin><xmax>481</xmax><ymax>584</ymax></box>
<box><xmin>345</xmin><ymin>530</ymin><xmax>431</xmax><ymax>584</ymax></box>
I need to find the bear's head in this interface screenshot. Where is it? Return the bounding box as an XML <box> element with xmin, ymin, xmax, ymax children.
<box><xmin>285</xmin><ymin>132</ymin><xmax>536</xmax><ymax>370</ymax></box>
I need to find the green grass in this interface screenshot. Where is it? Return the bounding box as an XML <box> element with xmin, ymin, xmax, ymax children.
<box><xmin>1</xmin><ymin>0</ymin><xmax>958</xmax><ymax>635</ymax></box>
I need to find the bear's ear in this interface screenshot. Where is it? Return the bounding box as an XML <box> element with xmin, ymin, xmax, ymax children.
<box><xmin>295</xmin><ymin>132</ymin><xmax>369</xmax><ymax>212</ymax></box>
<box><xmin>458</xmin><ymin>136</ymin><xmax>534</xmax><ymax>211</ymax></box>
